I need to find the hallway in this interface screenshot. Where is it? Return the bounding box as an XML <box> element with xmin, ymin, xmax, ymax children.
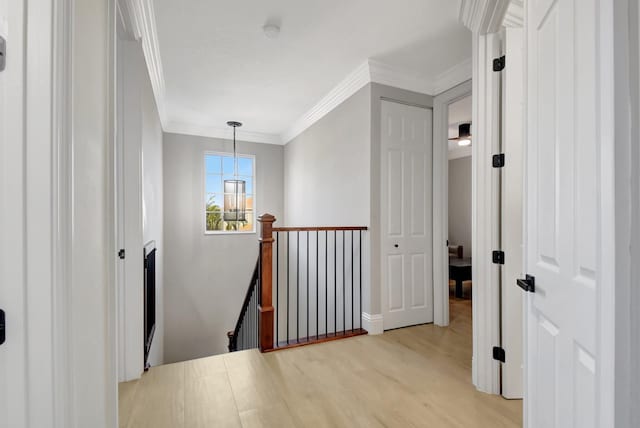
<box><xmin>119</xmin><ymin>300</ymin><xmax>521</xmax><ymax>427</ymax></box>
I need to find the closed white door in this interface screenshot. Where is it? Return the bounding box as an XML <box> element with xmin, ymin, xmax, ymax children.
<box><xmin>525</xmin><ymin>0</ymin><xmax>613</xmax><ymax>426</ymax></box>
<box><xmin>381</xmin><ymin>100</ymin><xmax>433</xmax><ymax>330</ymax></box>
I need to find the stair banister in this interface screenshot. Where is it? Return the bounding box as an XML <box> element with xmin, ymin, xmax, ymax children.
<box><xmin>258</xmin><ymin>213</ymin><xmax>276</xmax><ymax>352</ymax></box>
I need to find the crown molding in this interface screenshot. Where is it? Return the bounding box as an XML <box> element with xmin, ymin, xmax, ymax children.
<box><xmin>281</xmin><ymin>58</ymin><xmax>474</xmax><ymax>144</ymax></box>
<box><xmin>459</xmin><ymin>0</ymin><xmax>511</xmax><ymax>34</ymax></box>
<box><xmin>502</xmin><ymin>0</ymin><xmax>524</xmax><ymax>28</ymax></box>
<box><xmin>116</xmin><ymin>0</ymin><xmax>142</xmax><ymax>40</ymax></box>
<box><xmin>164</xmin><ymin>121</ymin><xmax>283</xmax><ymax>145</ymax></box>
<box><xmin>432</xmin><ymin>58</ymin><xmax>473</xmax><ymax>95</ymax></box>
<box><xmin>280</xmin><ymin>61</ymin><xmax>371</xmax><ymax>144</ymax></box>
<box><xmin>368</xmin><ymin>60</ymin><xmax>434</xmax><ymax>95</ymax></box>
<box><xmin>117</xmin><ymin>0</ymin><xmax>168</xmax><ymax>125</ymax></box>
<box><xmin>137</xmin><ymin>0</ymin><xmax>167</xmax><ymax>124</ymax></box>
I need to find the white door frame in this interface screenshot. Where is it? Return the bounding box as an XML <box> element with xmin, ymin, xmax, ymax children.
<box><xmin>116</xmin><ymin>14</ymin><xmax>146</xmax><ymax>382</ymax></box>
<box><xmin>455</xmin><ymin>0</ymin><xmax>516</xmax><ymax>395</ymax></box>
<box><xmin>613</xmin><ymin>1</ymin><xmax>640</xmax><ymax>425</ymax></box>
<box><xmin>2</xmin><ymin>0</ymin><xmax>118</xmax><ymax>426</ymax></box>
<box><xmin>458</xmin><ymin>0</ymin><xmax>632</xmax><ymax>414</ymax></box>
<box><xmin>432</xmin><ymin>80</ymin><xmax>472</xmax><ymax>328</ymax></box>
<box><xmin>380</xmin><ymin>99</ymin><xmax>434</xmax><ymax>330</ymax></box>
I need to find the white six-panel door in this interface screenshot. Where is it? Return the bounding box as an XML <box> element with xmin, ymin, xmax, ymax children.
<box><xmin>381</xmin><ymin>100</ymin><xmax>433</xmax><ymax>330</ymax></box>
<box><xmin>525</xmin><ymin>0</ymin><xmax>613</xmax><ymax>426</ymax></box>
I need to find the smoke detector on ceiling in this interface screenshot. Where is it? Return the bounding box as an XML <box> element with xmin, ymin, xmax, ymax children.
<box><xmin>263</xmin><ymin>24</ymin><xmax>281</xmax><ymax>39</ymax></box>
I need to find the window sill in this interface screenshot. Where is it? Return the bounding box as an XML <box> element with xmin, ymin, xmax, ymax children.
<box><xmin>204</xmin><ymin>230</ymin><xmax>257</xmax><ymax>236</ymax></box>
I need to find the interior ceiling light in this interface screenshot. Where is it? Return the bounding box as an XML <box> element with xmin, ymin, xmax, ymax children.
<box><xmin>223</xmin><ymin>121</ymin><xmax>247</xmax><ymax>224</ymax></box>
<box><xmin>263</xmin><ymin>23</ymin><xmax>280</xmax><ymax>38</ymax></box>
<box><xmin>448</xmin><ymin>123</ymin><xmax>472</xmax><ymax>146</ymax></box>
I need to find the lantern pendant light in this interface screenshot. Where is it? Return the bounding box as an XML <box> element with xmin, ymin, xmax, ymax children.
<box><xmin>223</xmin><ymin>121</ymin><xmax>247</xmax><ymax>224</ymax></box>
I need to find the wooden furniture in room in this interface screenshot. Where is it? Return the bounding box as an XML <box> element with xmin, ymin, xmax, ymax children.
<box><xmin>449</xmin><ymin>257</ymin><xmax>472</xmax><ymax>298</ymax></box>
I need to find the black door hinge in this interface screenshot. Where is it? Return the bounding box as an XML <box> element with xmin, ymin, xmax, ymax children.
<box><xmin>118</xmin><ymin>249</ymin><xmax>125</xmax><ymax>260</ymax></box>
<box><xmin>0</xmin><ymin>309</ymin><xmax>5</xmax><ymax>345</ymax></box>
<box><xmin>493</xmin><ymin>346</ymin><xmax>505</xmax><ymax>362</ymax></box>
<box><xmin>492</xmin><ymin>153</ymin><xmax>505</xmax><ymax>168</ymax></box>
<box><xmin>492</xmin><ymin>250</ymin><xmax>505</xmax><ymax>264</ymax></box>
<box><xmin>493</xmin><ymin>55</ymin><xmax>505</xmax><ymax>72</ymax></box>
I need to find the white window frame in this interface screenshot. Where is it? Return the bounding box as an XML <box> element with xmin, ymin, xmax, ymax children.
<box><xmin>203</xmin><ymin>151</ymin><xmax>257</xmax><ymax>235</ymax></box>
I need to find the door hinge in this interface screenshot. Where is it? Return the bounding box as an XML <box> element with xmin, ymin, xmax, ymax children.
<box><xmin>492</xmin><ymin>153</ymin><xmax>505</xmax><ymax>168</ymax></box>
<box><xmin>0</xmin><ymin>309</ymin><xmax>5</xmax><ymax>345</ymax></box>
<box><xmin>118</xmin><ymin>249</ymin><xmax>125</xmax><ymax>260</ymax></box>
<box><xmin>0</xmin><ymin>36</ymin><xmax>5</xmax><ymax>72</ymax></box>
<box><xmin>517</xmin><ymin>274</ymin><xmax>536</xmax><ymax>293</ymax></box>
<box><xmin>493</xmin><ymin>55</ymin><xmax>505</xmax><ymax>72</ymax></box>
<box><xmin>493</xmin><ymin>346</ymin><xmax>505</xmax><ymax>362</ymax></box>
<box><xmin>492</xmin><ymin>250</ymin><xmax>505</xmax><ymax>264</ymax></box>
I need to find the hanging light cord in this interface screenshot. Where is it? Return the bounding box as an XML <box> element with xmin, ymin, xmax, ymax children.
<box><xmin>233</xmin><ymin>125</ymin><xmax>238</xmax><ymax>177</ymax></box>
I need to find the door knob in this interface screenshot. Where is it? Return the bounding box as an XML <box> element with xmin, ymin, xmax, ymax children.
<box><xmin>516</xmin><ymin>275</ymin><xmax>535</xmax><ymax>293</ymax></box>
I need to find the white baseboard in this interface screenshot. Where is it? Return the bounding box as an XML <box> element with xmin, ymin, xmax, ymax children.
<box><xmin>362</xmin><ymin>312</ymin><xmax>384</xmax><ymax>335</ymax></box>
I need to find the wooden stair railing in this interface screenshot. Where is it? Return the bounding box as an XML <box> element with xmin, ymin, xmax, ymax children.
<box><xmin>254</xmin><ymin>214</ymin><xmax>368</xmax><ymax>352</ymax></box>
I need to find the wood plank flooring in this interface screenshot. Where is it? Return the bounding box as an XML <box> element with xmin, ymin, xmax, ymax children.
<box><xmin>119</xmin><ymin>299</ymin><xmax>522</xmax><ymax>427</ymax></box>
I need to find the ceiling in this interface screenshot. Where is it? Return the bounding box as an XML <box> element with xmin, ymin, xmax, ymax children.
<box><xmin>152</xmin><ymin>0</ymin><xmax>471</xmax><ymax>143</ymax></box>
<box><xmin>448</xmin><ymin>95</ymin><xmax>472</xmax><ymax>151</ymax></box>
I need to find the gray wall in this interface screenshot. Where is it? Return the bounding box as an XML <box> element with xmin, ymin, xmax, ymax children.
<box><xmin>140</xmin><ymin>62</ymin><xmax>164</xmax><ymax>366</ymax></box>
<box><xmin>163</xmin><ymin>133</ymin><xmax>284</xmax><ymax>363</ymax></box>
<box><xmin>448</xmin><ymin>156</ymin><xmax>472</xmax><ymax>258</ymax></box>
<box><xmin>284</xmin><ymin>85</ymin><xmax>371</xmax><ymax>226</ymax></box>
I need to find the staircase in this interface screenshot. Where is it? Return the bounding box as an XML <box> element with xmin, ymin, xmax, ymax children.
<box><xmin>228</xmin><ymin>214</ymin><xmax>368</xmax><ymax>352</ymax></box>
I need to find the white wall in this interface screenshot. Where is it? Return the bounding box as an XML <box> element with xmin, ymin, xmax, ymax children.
<box><xmin>163</xmin><ymin>133</ymin><xmax>284</xmax><ymax>363</ymax></box>
<box><xmin>284</xmin><ymin>85</ymin><xmax>371</xmax><ymax>226</ymax></box>
<box><xmin>140</xmin><ymin>55</ymin><xmax>164</xmax><ymax>367</ymax></box>
<box><xmin>448</xmin><ymin>156</ymin><xmax>472</xmax><ymax>257</ymax></box>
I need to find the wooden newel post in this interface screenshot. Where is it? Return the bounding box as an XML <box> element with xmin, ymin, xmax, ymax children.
<box><xmin>258</xmin><ymin>213</ymin><xmax>276</xmax><ymax>352</ymax></box>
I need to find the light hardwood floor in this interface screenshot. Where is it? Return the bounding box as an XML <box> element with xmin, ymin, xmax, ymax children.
<box><xmin>119</xmin><ymin>298</ymin><xmax>522</xmax><ymax>427</ymax></box>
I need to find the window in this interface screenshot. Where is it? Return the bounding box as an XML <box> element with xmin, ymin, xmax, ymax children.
<box><xmin>204</xmin><ymin>152</ymin><xmax>255</xmax><ymax>233</ymax></box>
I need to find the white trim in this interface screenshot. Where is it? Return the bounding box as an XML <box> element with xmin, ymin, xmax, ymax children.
<box><xmin>362</xmin><ymin>313</ymin><xmax>384</xmax><ymax>335</ymax></box>
<box><xmin>459</xmin><ymin>0</ymin><xmax>511</xmax><ymax>35</ymax></box>
<box><xmin>118</xmin><ymin>0</ymin><xmax>167</xmax><ymax>124</ymax></box>
<box><xmin>597</xmin><ymin>0</ymin><xmax>617</xmax><ymax>425</ymax></box>
<box><xmin>282</xmin><ymin>58</ymin><xmax>472</xmax><ymax>144</ymax></box>
<box><xmin>368</xmin><ymin>60</ymin><xmax>434</xmax><ymax>95</ymax></box>
<box><xmin>52</xmin><ymin>0</ymin><xmax>73</xmax><ymax>426</ymax></box>
<box><xmin>432</xmin><ymin>58</ymin><xmax>473</xmax><ymax>95</ymax></box>
<box><xmin>202</xmin><ymin>152</ymin><xmax>257</xmax><ymax>235</ymax></box>
<box><xmin>116</xmin><ymin>0</ymin><xmax>141</xmax><ymax>39</ymax></box>
<box><xmin>281</xmin><ymin>61</ymin><xmax>371</xmax><ymax>143</ymax></box>
<box><xmin>502</xmin><ymin>0</ymin><xmax>524</xmax><ymax>28</ymax></box>
<box><xmin>166</xmin><ymin>121</ymin><xmax>282</xmax><ymax>146</ymax></box>
<box><xmin>613</xmin><ymin>1</ymin><xmax>639</xmax><ymax>425</ymax></box>
<box><xmin>469</xmin><ymin>30</ymin><xmax>502</xmax><ymax>396</ymax></box>
<box><xmin>433</xmin><ymin>80</ymin><xmax>473</xmax><ymax>328</ymax></box>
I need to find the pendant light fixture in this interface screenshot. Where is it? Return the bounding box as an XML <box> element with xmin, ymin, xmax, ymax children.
<box><xmin>448</xmin><ymin>122</ymin><xmax>472</xmax><ymax>146</ymax></box>
<box><xmin>223</xmin><ymin>121</ymin><xmax>247</xmax><ymax>224</ymax></box>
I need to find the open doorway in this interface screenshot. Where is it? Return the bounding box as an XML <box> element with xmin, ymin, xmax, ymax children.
<box><xmin>447</xmin><ymin>95</ymin><xmax>473</xmax><ymax>334</ymax></box>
